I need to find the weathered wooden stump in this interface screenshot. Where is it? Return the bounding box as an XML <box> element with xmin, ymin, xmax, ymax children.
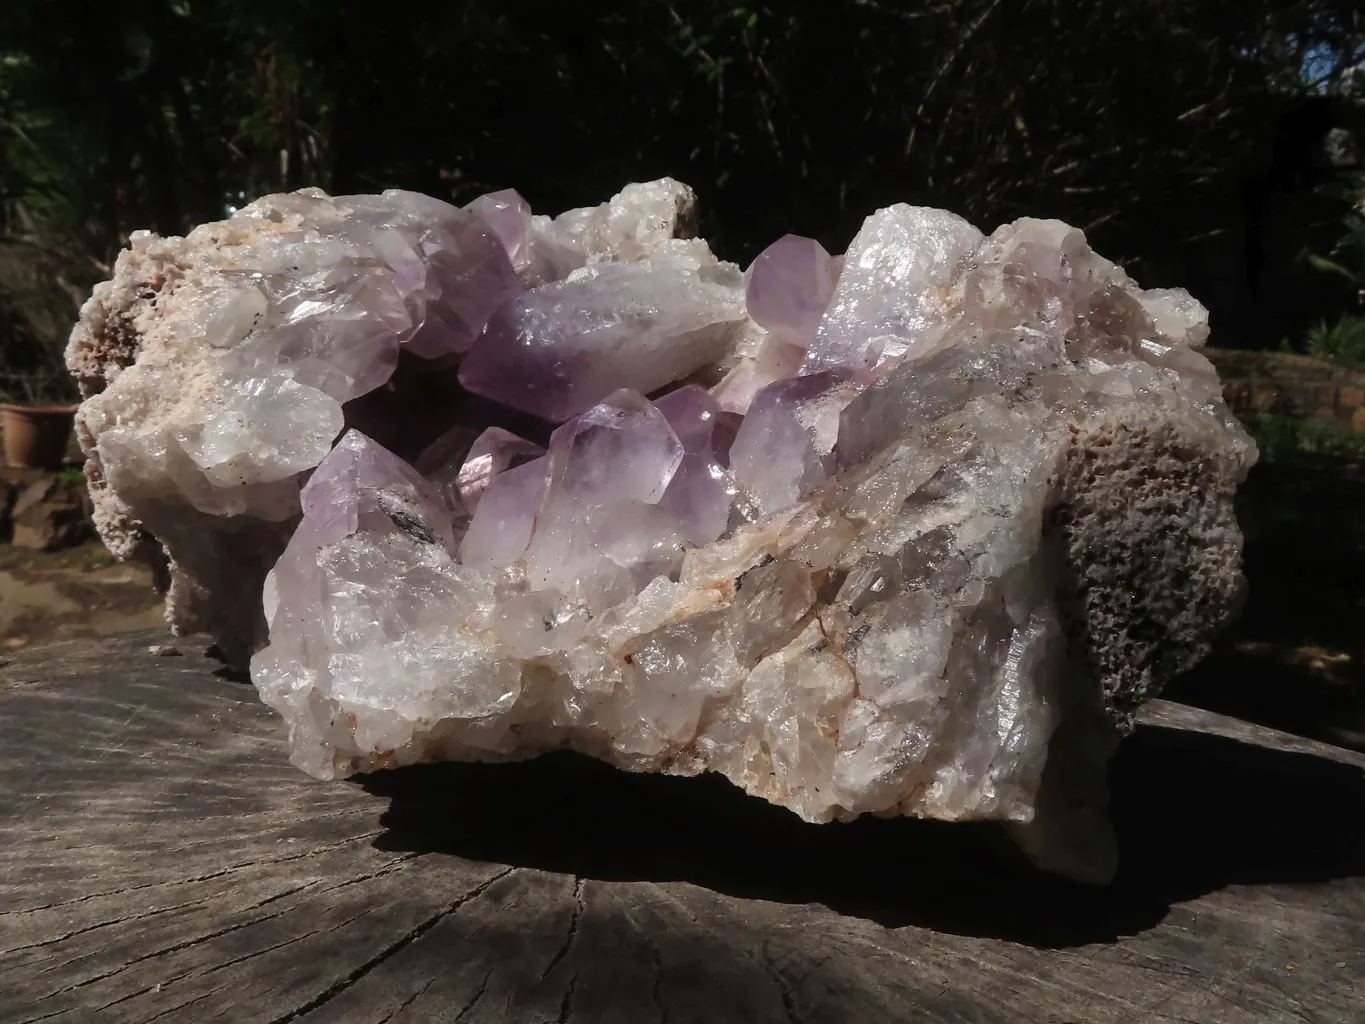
<box><xmin>2</xmin><ymin>629</ymin><xmax>1363</xmax><ymax>1023</ymax></box>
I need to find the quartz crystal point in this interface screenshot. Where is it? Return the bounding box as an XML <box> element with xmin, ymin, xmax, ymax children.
<box><xmin>410</xmin><ymin>423</ymin><xmax>546</xmax><ymax>520</ymax></box>
<box><xmin>71</xmin><ymin>178</ymin><xmax>1256</xmax><ymax>885</ymax></box>
<box><xmin>654</xmin><ymin>385</ymin><xmax>744</xmax><ymax>546</ymax></box>
<box><xmin>745</xmin><ymin>234</ymin><xmax>840</xmax><ymax>342</ymax></box>
<box><xmin>802</xmin><ymin>205</ymin><xmax>983</xmax><ymax>373</ymax></box>
<box><xmin>521</xmin><ymin>390</ymin><xmax>686</xmax><ymax>607</ymax></box>
<box><xmin>709</xmin><ymin>332</ymin><xmax>807</xmax><ymax>415</ymax></box>
<box><xmin>255</xmin><ymin>430</ymin><xmax>520</xmax><ymax>749</ymax></box>
<box><xmin>458</xmin><ymin>455</ymin><xmax>551</xmax><ymax>572</ymax></box>
<box><xmin>729</xmin><ymin>370</ymin><xmax>865</xmax><ymax>515</ymax></box>
<box><xmin>459</xmin><ymin>260</ymin><xmax>747</xmax><ymax>421</ymax></box>
<box><xmin>548</xmin><ymin>177</ymin><xmax>700</xmax><ymax>263</ymax></box>
<box><xmin>315</xmin><ymin>189</ymin><xmax>522</xmax><ymax>360</ymax></box>
<box><xmin>708</xmin><ymin>235</ymin><xmax>841</xmax><ymax>416</ymax></box>
<box><xmin>464</xmin><ymin>189</ymin><xmax>533</xmax><ymax>271</ymax></box>
<box><xmin>451</xmin><ymin>427</ymin><xmax>546</xmax><ymax>512</ymax></box>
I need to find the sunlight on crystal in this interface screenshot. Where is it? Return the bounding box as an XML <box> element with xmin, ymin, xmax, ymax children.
<box><xmin>69</xmin><ymin>176</ymin><xmax>1257</xmax><ymax>883</ymax></box>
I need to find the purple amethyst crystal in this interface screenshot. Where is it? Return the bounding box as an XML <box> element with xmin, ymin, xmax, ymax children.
<box><xmin>262</xmin><ymin>428</ymin><xmax>458</xmax><ymax>661</ymax></box>
<box><xmin>521</xmin><ymin>389</ymin><xmax>686</xmax><ymax>604</ymax></box>
<box><xmin>458</xmin><ymin>455</ymin><xmax>551</xmax><ymax>571</ymax></box>
<box><xmin>465</xmin><ymin>189</ymin><xmax>534</xmax><ymax>270</ymax></box>
<box><xmin>411</xmin><ymin>424</ymin><xmax>479</xmax><ymax>513</ymax></box>
<box><xmin>654</xmin><ymin>385</ymin><xmax>740</xmax><ymax>545</ymax></box>
<box><xmin>299</xmin><ymin>428</ymin><xmax>457</xmax><ymax>553</ymax></box>
<box><xmin>729</xmin><ymin>370</ymin><xmax>865</xmax><ymax>514</ymax></box>
<box><xmin>72</xmin><ymin>176</ymin><xmax>1256</xmax><ymax>888</ymax></box>
<box><xmin>325</xmin><ymin>190</ymin><xmax>525</xmax><ymax>361</ymax></box>
<box><xmin>745</xmin><ymin>234</ymin><xmax>839</xmax><ymax>342</ymax></box>
<box><xmin>458</xmin><ymin>261</ymin><xmax>746</xmax><ymax>421</ymax></box>
<box><xmin>451</xmin><ymin>427</ymin><xmax>547</xmax><ymax>512</ymax></box>
<box><xmin>546</xmin><ymin>389</ymin><xmax>684</xmax><ymax>506</ymax></box>
<box><xmin>402</xmin><ymin>210</ymin><xmax>524</xmax><ymax>360</ymax></box>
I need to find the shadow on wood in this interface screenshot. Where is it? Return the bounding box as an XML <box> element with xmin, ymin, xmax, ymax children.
<box><xmin>4</xmin><ymin>630</ymin><xmax>1363</xmax><ymax>1023</ymax></box>
<box><xmin>359</xmin><ymin>720</ymin><xmax>1365</xmax><ymax>948</ymax></box>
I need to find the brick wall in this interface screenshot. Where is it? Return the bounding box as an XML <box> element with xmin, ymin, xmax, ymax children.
<box><xmin>1204</xmin><ymin>348</ymin><xmax>1365</xmax><ymax>433</ymax></box>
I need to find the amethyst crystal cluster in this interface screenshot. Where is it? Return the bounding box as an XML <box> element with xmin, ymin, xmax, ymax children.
<box><xmin>67</xmin><ymin>178</ymin><xmax>1254</xmax><ymax>881</ymax></box>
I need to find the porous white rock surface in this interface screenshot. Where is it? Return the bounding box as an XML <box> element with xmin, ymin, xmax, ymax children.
<box><xmin>69</xmin><ymin>179</ymin><xmax>1255</xmax><ymax>882</ymax></box>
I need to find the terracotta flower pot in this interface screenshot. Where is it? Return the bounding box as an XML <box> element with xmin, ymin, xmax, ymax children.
<box><xmin>1</xmin><ymin>403</ymin><xmax>79</xmax><ymax>470</ymax></box>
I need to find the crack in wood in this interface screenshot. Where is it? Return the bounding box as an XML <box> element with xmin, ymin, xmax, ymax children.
<box><xmin>539</xmin><ymin>876</ymin><xmax>585</xmax><ymax>983</ymax></box>
<box><xmin>263</xmin><ymin>866</ymin><xmax>516</xmax><ymax>1024</ymax></box>
<box><xmin>0</xmin><ymin>827</ymin><xmax>385</xmax><ymax>921</ymax></box>
<box><xmin>39</xmin><ymin>878</ymin><xmax>325</xmax><ymax>998</ymax></box>
<box><xmin>169</xmin><ymin>913</ymin><xmax>358</xmax><ymax>990</ymax></box>
<box><xmin>140</xmin><ymin>986</ymin><xmax>226</xmax><ymax>1023</ymax></box>
<box><xmin>313</xmin><ymin>852</ymin><xmax>423</xmax><ymax>895</ymax></box>
<box><xmin>14</xmin><ymin>1004</ymin><xmax>72</xmax><ymax>1024</ymax></box>
<box><xmin>554</xmin><ymin>973</ymin><xmax>577</xmax><ymax>1024</ymax></box>
<box><xmin>451</xmin><ymin>968</ymin><xmax>495</xmax><ymax>1023</ymax></box>
<box><xmin>378</xmin><ymin>976</ymin><xmax>438</xmax><ymax>1023</ymax></box>
<box><xmin>761</xmin><ymin>939</ymin><xmax>805</xmax><ymax>1024</ymax></box>
<box><xmin>7</xmin><ymin>892</ymin><xmax>232</xmax><ymax>959</ymax></box>
<box><xmin>649</xmin><ymin>943</ymin><xmax>668</xmax><ymax>1024</ymax></box>
<box><xmin>19</xmin><ymin>851</ymin><xmax>416</xmax><ymax>991</ymax></box>
<box><xmin>89</xmin><ymin>902</ymin><xmax>380</xmax><ymax>1017</ymax></box>
<box><xmin>14</xmin><ymin>846</ymin><xmax>416</xmax><ymax>992</ymax></box>
<box><xmin>10</xmin><ymin>852</ymin><xmax>424</xmax><ymax>1013</ymax></box>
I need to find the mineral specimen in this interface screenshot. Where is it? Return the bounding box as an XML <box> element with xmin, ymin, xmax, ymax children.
<box><xmin>68</xmin><ymin>178</ymin><xmax>1255</xmax><ymax>883</ymax></box>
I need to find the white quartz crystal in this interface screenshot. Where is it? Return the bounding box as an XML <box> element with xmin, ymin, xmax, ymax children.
<box><xmin>802</xmin><ymin>205</ymin><xmax>983</xmax><ymax>372</ymax></box>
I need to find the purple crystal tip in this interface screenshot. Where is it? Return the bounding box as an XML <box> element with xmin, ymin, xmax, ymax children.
<box><xmin>745</xmin><ymin>234</ymin><xmax>839</xmax><ymax>339</ymax></box>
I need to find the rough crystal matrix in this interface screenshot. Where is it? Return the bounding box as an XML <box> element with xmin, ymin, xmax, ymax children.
<box><xmin>68</xmin><ymin>178</ymin><xmax>1255</xmax><ymax>882</ymax></box>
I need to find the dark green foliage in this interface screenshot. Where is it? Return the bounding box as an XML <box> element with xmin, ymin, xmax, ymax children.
<box><xmin>1249</xmin><ymin>410</ymin><xmax>1365</xmax><ymax>462</ymax></box>
<box><xmin>1304</xmin><ymin>175</ymin><xmax>1365</xmax><ymax>316</ymax></box>
<box><xmin>1303</xmin><ymin>315</ymin><xmax>1365</xmax><ymax>367</ymax></box>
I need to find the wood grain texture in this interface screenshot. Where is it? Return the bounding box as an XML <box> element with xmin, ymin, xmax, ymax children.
<box><xmin>2</xmin><ymin>629</ymin><xmax>1363</xmax><ymax>1023</ymax></box>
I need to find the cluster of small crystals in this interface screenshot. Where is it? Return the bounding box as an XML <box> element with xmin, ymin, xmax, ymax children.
<box><xmin>73</xmin><ymin>188</ymin><xmax>518</xmax><ymax>523</ymax></box>
<box><xmin>231</xmin><ymin>180</ymin><xmax>1253</xmax><ymax>846</ymax></box>
<box><xmin>71</xmin><ymin>180</ymin><xmax>712</xmax><ymax>524</ymax></box>
<box><xmin>67</xmin><ymin>170</ymin><xmax>1252</xmax><ymax>864</ymax></box>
